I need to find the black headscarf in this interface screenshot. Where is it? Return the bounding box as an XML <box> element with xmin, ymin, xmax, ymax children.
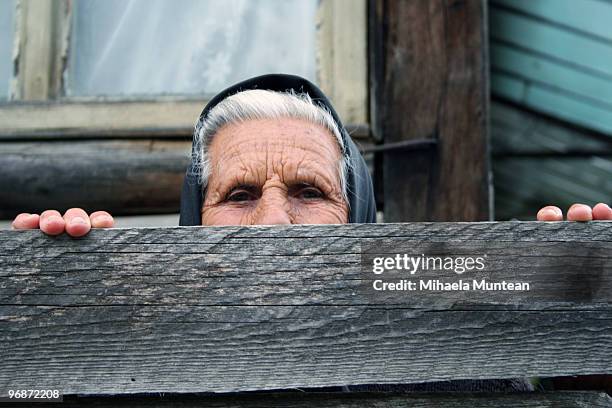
<box><xmin>179</xmin><ymin>74</ymin><xmax>376</xmax><ymax>225</ymax></box>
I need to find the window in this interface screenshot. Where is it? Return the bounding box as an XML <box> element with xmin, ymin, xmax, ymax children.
<box><xmin>67</xmin><ymin>0</ymin><xmax>318</xmax><ymax>97</ymax></box>
<box><xmin>0</xmin><ymin>0</ymin><xmax>367</xmax><ymax>136</ymax></box>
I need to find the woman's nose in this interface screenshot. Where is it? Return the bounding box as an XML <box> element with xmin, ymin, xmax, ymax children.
<box><xmin>251</xmin><ymin>193</ymin><xmax>292</xmax><ymax>225</ymax></box>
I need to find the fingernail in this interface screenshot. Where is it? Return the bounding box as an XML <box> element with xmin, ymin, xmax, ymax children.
<box><xmin>92</xmin><ymin>215</ymin><xmax>109</xmax><ymax>224</ymax></box>
<box><xmin>71</xmin><ymin>217</ymin><xmax>87</xmax><ymax>225</ymax></box>
<box><xmin>539</xmin><ymin>208</ymin><xmax>560</xmax><ymax>219</ymax></box>
<box><xmin>47</xmin><ymin>215</ymin><xmax>62</xmax><ymax>223</ymax></box>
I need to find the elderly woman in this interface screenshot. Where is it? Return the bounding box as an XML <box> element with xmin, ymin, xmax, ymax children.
<box><xmin>11</xmin><ymin>74</ymin><xmax>612</xmax><ymax>235</ymax></box>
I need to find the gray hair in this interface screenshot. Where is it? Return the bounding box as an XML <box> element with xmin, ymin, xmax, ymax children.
<box><xmin>191</xmin><ymin>89</ymin><xmax>350</xmax><ymax>204</ymax></box>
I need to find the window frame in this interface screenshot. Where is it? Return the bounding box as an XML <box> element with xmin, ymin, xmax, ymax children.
<box><xmin>1</xmin><ymin>0</ymin><xmax>368</xmax><ymax>138</ymax></box>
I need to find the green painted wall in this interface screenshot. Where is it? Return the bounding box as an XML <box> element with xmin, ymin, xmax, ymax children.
<box><xmin>490</xmin><ymin>0</ymin><xmax>612</xmax><ymax>136</ymax></box>
<box><xmin>490</xmin><ymin>0</ymin><xmax>612</xmax><ymax>220</ymax></box>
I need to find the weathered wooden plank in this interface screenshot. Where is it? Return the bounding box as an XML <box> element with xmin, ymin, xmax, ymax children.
<box><xmin>491</xmin><ymin>101</ymin><xmax>612</xmax><ymax>154</ymax></box>
<box><xmin>489</xmin><ymin>3</ymin><xmax>612</xmax><ymax>135</ymax></box>
<box><xmin>0</xmin><ymin>223</ymin><xmax>610</xmax><ymax>394</ymax></box>
<box><xmin>493</xmin><ymin>156</ymin><xmax>612</xmax><ymax>220</ymax></box>
<box><xmin>0</xmin><ymin>139</ymin><xmax>190</xmax><ymax>218</ymax></box>
<box><xmin>7</xmin><ymin>391</ymin><xmax>612</xmax><ymax>408</ymax></box>
<box><xmin>317</xmin><ymin>0</ymin><xmax>368</xmax><ymax>124</ymax></box>
<box><xmin>370</xmin><ymin>0</ymin><xmax>491</xmax><ymax>222</ymax></box>
<box><xmin>492</xmin><ymin>0</ymin><xmax>612</xmax><ymax>41</ymax></box>
<box><xmin>491</xmin><ymin>43</ymin><xmax>612</xmax><ymax>108</ymax></box>
<box><xmin>2</xmin><ymin>223</ymin><xmax>611</xmax><ymax>307</ymax></box>
<box><xmin>490</xmin><ymin>101</ymin><xmax>612</xmax><ymax>220</ymax></box>
<box><xmin>0</xmin><ymin>100</ymin><xmax>206</xmax><ymax>136</ymax></box>
<box><xmin>490</xmin><ymin>8</ymin><xmax>612</xmax><ymax>77</ymax></box>
<box><xmin>13</xmin><ymin>0</ymin><xmax>68</xmax><ymax>101</ymax></box>
<box><xmin>492</xmin><ymin>72</ymin><xmax>612</xmax><ymax>135</ymax></box>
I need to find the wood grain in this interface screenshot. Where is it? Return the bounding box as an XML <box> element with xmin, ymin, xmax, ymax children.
<box><xmin>0</xmin><ymin>100</ymin><xmax>206</xmax><ymax>136</ymax></box>
<box><xmin>492</xmin><ymin>0</ymin><xmax>612</xmax><ymax>40</ymax></box>
<box><xmin>13</xmin><ymin>0</ymin><xmax>66</xmax><ymax>101</ymax></box>
<box><xmin>9</xmin><ymin>392</ymin><xmax>612</xmax><ymax>408</ymax></box>
<box><xmin>0</xmin><ymin>139</ymin><xmax>190</xmax><ymax>219</ymax></box>
<box><xmin>317</xmin><ymin>0</ymin><xmax>368</xmax><ymax>124</ymax></box>
<box><xmin>369</xmin><ymin>0</ymin><xmax>491</xmax><ymax>222</ymax></box>
<box><xmin>0</xmin><ymin>222</ymin><xmax>611</xmax><ymax>394</ymax></box>
<box><xmin>490</xmin><ymin>101</ymin><xmax>612</xmax><ymax>220</ymax></box>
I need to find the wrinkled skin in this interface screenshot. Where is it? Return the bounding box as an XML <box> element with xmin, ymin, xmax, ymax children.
<box><xmin>201</xmin><ymin>118</ymin><xmax>348</xmax><ymax>225</ymax></box>
<box><xmin>10</xmin><ymin>118</ymin><xmax>612</xmax><ymax>236</ymax></box>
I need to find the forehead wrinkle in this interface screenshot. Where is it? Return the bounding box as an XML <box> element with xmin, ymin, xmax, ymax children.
<box><xmin>208</xmin><ymin>118</ymin><xmax>344</xmax><ymax>193</ymax></box>
<box><xmin>216</xmin><ymin>149</ymin><xmax>339</xmax><ymax>190</ymax></box>
<box><xmin>214</xmin><ymin>120</ymin><xmax>341</xmax><ymax>160</ymax></box>
<box><xmin>215</xmin><ymin>139</ymin><xmax>338</xmax><ymax>175</ymax></box>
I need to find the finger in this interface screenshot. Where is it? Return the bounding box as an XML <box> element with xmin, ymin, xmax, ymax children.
<box><xmin>592</xmin><ymin>203</ymin><xmax>612</xmax><ymax>220</ymax></box>
<box><xmin>90</xmin><ymin>211</ymin><xmax>115</xmax><ymax>228</ymax></box>
<box><xmin>63</xmin><ymin>208</ymin><xmax>91</xmax><ymax>237</ymax></box>
<box><xmin>39</xmin><ymin>210</ymin><xmax>66</xmax><ymax>236</ymax></box>
<box><xmin>11</xmin><ymin>213</ymin><xmax>40</xmax><ymax>230</ymax></box>
<box><xmin>566</xmin><ymin>203</ymin><xmax>593</xmax><ymax>222</ymax></box>
<box><xmin>536</xmin><ymin>206</ymin><xmax>563</xmax><ymax>221</ymax></box>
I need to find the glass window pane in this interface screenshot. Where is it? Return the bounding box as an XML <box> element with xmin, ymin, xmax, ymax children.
<box><xmin>0</xmin><ymin>0</ymin><xmax>15</xmax><ymax>100</ymax></box>
<box><xmin>67</xmin><ymin>0</ymin><xmax>318</xmax><ymax>97</ymax></box>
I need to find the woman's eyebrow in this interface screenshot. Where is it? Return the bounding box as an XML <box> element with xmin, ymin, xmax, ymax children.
<box><xmin>287</xmin><ymin>170</ymin><xmax>337</xmax><ymax>189</ymax></box>
<box><xmin>226</xmin><ymin>183</ymin><xmax>259</xmax><ymax>192</ymax></box>
<box><xmin>214</xmin><ymin>161</ymin><xmax>340</xmax><ymax>192</ymax></box>
<box><xmin>212</xmin><ymin>169</ymin><xmax>261</xmax><ymax>191</ymax></box>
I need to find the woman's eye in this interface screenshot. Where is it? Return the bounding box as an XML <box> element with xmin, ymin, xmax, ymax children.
<box><xmin>298</xmin><ymin>188</ymin><xmax>324</xmax><ymax>200</ymax></box>
<box><xmin>226</xmin><ymin>190</ymin><xmax>255</xmax><ymax>202</ymax></box>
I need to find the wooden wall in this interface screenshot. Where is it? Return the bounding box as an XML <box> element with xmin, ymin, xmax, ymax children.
<box><xmin>370</xmin><ymin>0</ymin><xmax>491</xmax><ymax>222</ymax></box>
<box><xmin>2</xmin><ymin>223</ymin><xmax>611</xmax><ymax>391</ymax></box>
<box><xmin>1</xmin><ymin>222</ymin><xmax>611</xmax><ymax>404</ymax></box>
<box><xmin>490</xmin><ymin>0</ymin><xmax>612</xmax><ymax>136</ymax></box>
<box><xmin>491</xmin><ymin>101</ymin><xmax>612</xmax><ymax>220</ymax></box>
<box><xmin>489</xmin><ymin>0</ymin><xmax>612</xmax><ymax>220</ymax></box>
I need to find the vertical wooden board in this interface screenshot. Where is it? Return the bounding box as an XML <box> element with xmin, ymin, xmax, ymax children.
<box><xmin>317</xmin><ymin>0</ymin><xmax>368</xmax><ymax>125</ymax></box>
<box><xmin>371</xmin><ymin>0</ymin><xmax>490</xmax><ymax>222</ymax></box>
<box><xmin>14</xmin><ymin>0</ymin><xmax>66</xmax><ymax>100</ymax></box>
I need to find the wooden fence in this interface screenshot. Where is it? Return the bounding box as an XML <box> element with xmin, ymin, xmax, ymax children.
<box><xmin>1</xmin><ymin>222</ymin><xmax>611</xmax><ymax>406</ymax></box>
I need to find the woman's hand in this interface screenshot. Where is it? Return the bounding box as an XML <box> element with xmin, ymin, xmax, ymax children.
<box><xmin>11</xmin><ymin>208</ymin><xmax>114</xmax><ymax>237</ymax></box>
<box><xmin>537</xmin><ymin>203</ymin><xmax>611</xmax><ymax>221</ymax></box>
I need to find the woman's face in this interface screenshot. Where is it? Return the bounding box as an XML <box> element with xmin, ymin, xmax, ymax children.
<box><xmin>201</xmin><ymin>118</ymin><xmax>349</xmax><ymax>225</ymax></box>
